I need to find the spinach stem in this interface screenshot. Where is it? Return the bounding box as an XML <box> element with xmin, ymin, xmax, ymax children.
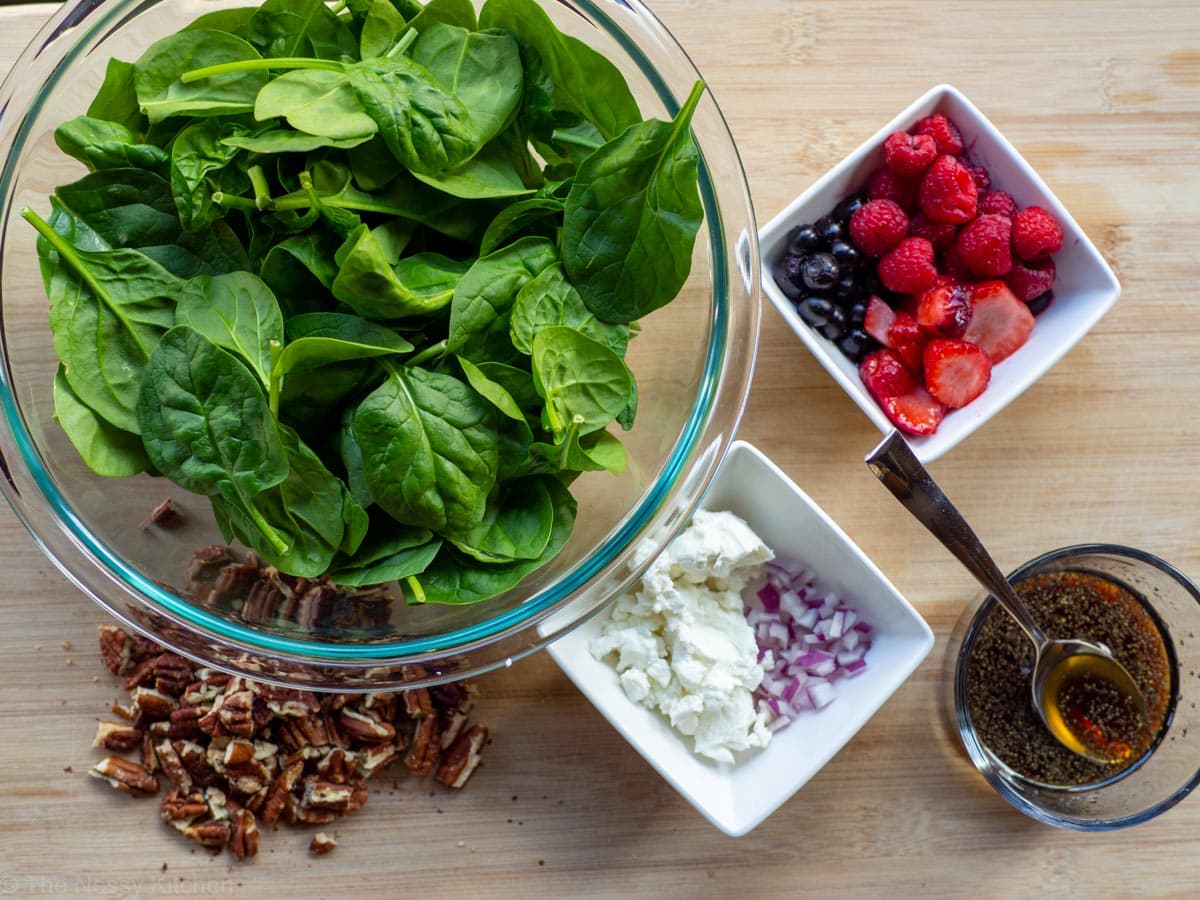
<box><xmin>550</xmin><ymin>129</ymin><xmax>602</xmax><ymax>151</ymax></box>
<box><xmin>267</xmin><ymin>339</ymin><xmax>283</xmax><ymax>416</ymax></box>
<box><xmin>241</xmin><ymin>496</ymin><xmax>291</xmax><ymax>556</ymax></box>
<box><xmin>328</xmin><ymin>0</ymin><xmax>347</xmax><ymax>12</ymax></box>
<box><xmin>180</xmin><ymin>57</ymin><xmax>341</xmax><ymax>84</ymax></box>
<box><xmin>385</xmin><ymin>28</ymin><xmax>418</xmax><ymax>59</ymax></box>
<box><xmin>404</xmin><ymin>339</ymin><xmax>447</xmax><ymax>368</ymax></box>
<box><xmin>211</xmin><ymin>192</ymin><xmax>259</xmax><ymax>212</ymax></box>
<box><xmin>247</xmin><ymin>165</ymin><xmax>272</xmax><ymax>211</ymax></box>
<box><xmin>20</xmin><ymin>207</ymin><xmax>148</xmax><ymax>355</ymax></box>
<box><xmin>404</xmin><ymin>575</ymin><xmax>427</xmax><ymax>605</ymax></box>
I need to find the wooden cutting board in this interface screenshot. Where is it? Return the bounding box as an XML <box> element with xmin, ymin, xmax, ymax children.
<box><xmin>1</xmin><ymin>2</ymin><xmax>1199</xmax><ymax>897</ymax></box>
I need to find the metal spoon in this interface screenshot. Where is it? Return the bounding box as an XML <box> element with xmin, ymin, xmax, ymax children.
<box><xmin>864</xmin><ymin>431</ymin><xmax>1149</xmax><ymax>764</ymax></box>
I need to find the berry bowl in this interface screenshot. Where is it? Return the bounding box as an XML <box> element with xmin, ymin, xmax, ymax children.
<box><xmin>0</xmin><ymin>0</ymin><xmax>759</xmax><ymax>688</ymax></box>
<box><xmin>544</xmin><ymin>441</ymin><xmax>934</xmax><ymax>836</ymax></box>
<box><xmin>758</xmin><ymin>84</ymin><xmax>1120</xmax><ymax>462</ymax></box>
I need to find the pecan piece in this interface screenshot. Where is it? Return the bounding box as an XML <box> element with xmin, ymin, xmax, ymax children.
<box><xmin>403</xmin><ymin>714</ymin><xmax>442</xmax><ymax>776</ymax></box>
<box><xmin>300</xmin><ymin>775</ymin><xmax>354</xmax><ymax>812</ymax></box>
<box><xmin>217</xmin><ymin>689</ymin><xmax>256</xmax><ymax>738</ymax></box>
<box><xmin>98</xmin><ymin>625</ymin><xmax>137</xmax><ymax>676</ymax></box>
<box><xmin>309</xmin><ymin>832</ymin><xmax>337</xmax><ymax>856</ymax></box>
<box><xmin>248</xmin><ymin>682</ymin><xmax>320</xmax><ymax>718</ymax></box>
<box><xmin>174</xmin><ymin>740</ymin><xmax>219</xmax><ymax>788</ymax></box>
<box><xmin>140</xmin><ymin>497</ymin><xmax>183</xmax><ymax>531</ymax></box>
<box><xmin>153</xmin><ymin>654</ymin><xmax>195</xmax><ymax>696</ymax></box>
<box><xmin>154</xmin><ymin>739</ymin><xmax>192</xmax><ymax>791</ymax></box>
<box><xmin>435</xmin><ymin>724</ymin><xmax>489</xmax><ymax>789</ymax></box>
<box><xmin>90</xmin><ymin>756</ymin><xmax>159</xmax><ymax>794</ymax></box>
<box><xmin>260</xmin><ymin>759</ymin><xmax>304</xmax><ymax>827</ymax></box>
<box><xmin>92</xmin><ymin>720</ymin><xmax>142</xmax><ymax>753</ymax></box>
<box><xmin>122</xmin><ymin>654</ymin><xmax>165</xmax><ymax>691</ymax></box>
<box><xmin>358</xmin><ymin>742</ymin><xmax>398</xmax><ymax>779</ymax></box>
<box><xmin>402</xmin><ymin>687</ymin><xmax>433</xmax><ymax>719</ymax></box>
<box><xmin>132</xmin><ymin>686</ymin><xmax>178</xmax><ymax>721</ymax></box>
<box><xmin>229</xmin><ymin>808</ymin><xmax>260</xmax><ymax>861</ymax></box>
<box><xmin>160</xmin><ymin>787</ymin><xmax>208</xmax><ymax>824</ymax></box>
<box><xmin>182</xmin><ymin>821</ymin><xmax>229</xmax><ymax>854</ymax></box>
<box><xmin>339</xmin><ymin>708</ymin><xmax>395</xmax><ymax>744</ymax></box>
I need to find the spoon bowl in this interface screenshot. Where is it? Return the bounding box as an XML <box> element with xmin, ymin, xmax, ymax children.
<box><xmin>864</xmin><ymin>430</ymin><xmax>1151</xmax><ymax>764</ymax></box>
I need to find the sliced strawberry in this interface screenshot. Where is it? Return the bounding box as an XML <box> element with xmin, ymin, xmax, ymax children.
<box><xmin>886</xmin><ymin>311</ymin><xmax>927</xmax><ymax>372</ymax></box>
<box><xmin>923</xmin><ymin>339</ymin><xmax>992</xmax><ymax>408</ymax></box>
<box><xmin>859</xmin><ymin>347</ymin><xmax>917</xmax><ymax>402</ymax></box>
<box><xmin>962</xmin><ymin>280</ymin><xmax>1035</xmax><ymax>363</ymax></box>
<box><xmin>862</xmin><ymin>295</ymin><xmax>896</xmax><ymax>345</ymax></box>
<box><xmin>883</xmin><ymin>386</ymin><xmax>947</xmax><ymax>436</ymax></box>
<box><xmin>916</xmin><ymin>276</ymin><xmax>972</xmax><ymax>338</ymax></box>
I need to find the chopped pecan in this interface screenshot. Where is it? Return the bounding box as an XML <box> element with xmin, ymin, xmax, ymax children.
<box><xmin>160</xmin><ymin>787</ymin><xmax>208</xmax><ymax>823</ymax></box>
<box><xmin>339</xmin><ymin>708</ymin><xmax>395</xmax><ymax>744</ymax></box>
<box><xmin>259</xmin><ymin>759</ymin><xmax>303</xmax><ymax>827</ymax></box>
<box><xmin>90</xmin><ymin>756</ymin><xmax>159</xmax><ymax>794</ymax></box>
<box><xmin>358</xmin><ymin>742</ymin><xmax>398</xmax><ymax>779</ymax></box>
<box><xmin>402</xmin><ymin>688</ymin><xmax>433</xmax><ymax>719</ymax></box>
<box><xmin>92</xmin><ymin>720</ymin><xmax>142</xmax><ymax>753</ymax></box>
<box><xmin>229</xmin><ymin>808</ymin><xmax>260</xmax><ymax>861</ymax></box>
<box><xmin>216</xmin><ymin>690</ymin><xmax>256</xmax><ymax>738</ymax></box>
<box><xmin>154</xmin><ymin>739</ymin><xmax>192</xmax><ymax>790</ymax></box>
<box><xmin>403</xmin><ymin>714</ymin><xmax>442</xmax><ymax>776</ymax></box>
<box><xmin>174</xmin><ymin>740</ymin><xmax>219</xmax><ymax>788</ymax></box>
<box><xmin>439</xmin><ymin>709</ymin><xmax>470</xmax><ymax>750</ymax></box>
<box><xmin>435</xmin><ymin>724</ymin><xmax>488</xmax><ymax>789</ymax></box>
<box><xmin>98</xmin><ymin>624</ymin><xmax>137</xmax><ymax>676</ymax></box>
<box><xmin>204</xmin><ymin>786</ymin><xmax>230</xmax><ymax>822</ymax></box>
<box><xmin>300</xmin><ymin>775</ymin><xmax>354</xmax><ymax>812</ymax></box>
<box><xmin>141</xmin><ymin>497</ymin><xmax>183</xmax><ymax>531</ymax></box>
<box><xmin>362</xmin><ymin>692</ymin><xmax>397</xmax><ymax>722</ymax></box>
<box><xmin>132</xmin><ymin>686</ymin><xmax>178</xmax><ymax>720</ymax></box>
<box><xmin>123</xmin><ymin>654</ymin><xmax>165</xmax><ymax>691</ymax></box>
<box><xmin>141</xmin><ymin>733</ymin><xmax>159</xmax><ymax>774</ymax></box>
<box><xmin>293</xmin><ymin>805</ymin><xmax>338</xmax><ymax>825</ymax></box>
<box><xmin>248</xmin><ymin>682</ymin><xmax>321</xmax><ymax>718</ymax></box>
<box><xmin>182</xmin><ymin>821</ymin><xmax>229</xmax><ymax>854</ymax></box>
<box><xmin>153</xmin><ymin>654</ymin><xmax>195</xmax><ymax>696</ymax></box>
<box><xmin>309</xmin><ymin>832</ymin><xmax>337</xmax><ymax>856</ymax></box>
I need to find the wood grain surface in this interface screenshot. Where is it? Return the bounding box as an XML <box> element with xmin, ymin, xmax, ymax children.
<box><xmin>1</xmin><ymin>1</ymin><xmax>1199</xmax><ymax>897</ymax></box>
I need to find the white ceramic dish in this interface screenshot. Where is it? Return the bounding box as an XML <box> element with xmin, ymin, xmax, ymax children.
<box><xmin>758</xmin><ymin>83</ymin><xmax>1121</xmax><ymax>462</ymax></box>
<box><xmin>545</xmin><ymin>441</ymin><xmax>934</xmax><ymax>836</ymax></box>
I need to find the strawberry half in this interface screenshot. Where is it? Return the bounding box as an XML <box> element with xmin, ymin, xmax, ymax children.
<box><xmin>962</xmin><ymin>280</ymin><xmax>1035</xmax><ymax>363</ymax></box>
<box><xmin>860</xmin><ymin>348</ymin><xmax>946</xmax><ymax>436</ymax></box>
<box><xmin>862</xmin><ymin>295</ymin><xmax>896</xmax><ymax>345</ymax></box>
<box><xmin>923</xmin><ymin>339</ymin><xmax>992</xmax><ymax>408</ymax></box>
<box><xmin>916</xmin><ymin>276</ymin><xmax>972</xmax><ymax>338</ymax></box>
<box><xmin>886</xmin><ymin>311</ymin><xmax>927</xmax><ymax>372</ymax></box>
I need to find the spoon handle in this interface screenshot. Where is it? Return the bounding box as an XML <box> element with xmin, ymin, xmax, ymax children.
<box><xmin>864</xmin><ymin>431</ymin><xmax>1049</xmax><ymax>647</ymax></box>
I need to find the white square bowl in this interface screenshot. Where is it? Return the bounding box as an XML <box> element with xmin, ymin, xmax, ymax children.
<box><xmin>758</xmin><ymin>83</ymin><xmax>1121</xmax><ymax>462</ymax></box>
<box><xmin>544</xmin><ymin>441</ymin><xmax>934</xmax><ymax>836</ymax></box>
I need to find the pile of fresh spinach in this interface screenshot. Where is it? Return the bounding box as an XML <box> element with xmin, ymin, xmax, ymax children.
<box><xmin>24</xmin><ymin>0</ymin><xmax>705</xmax><ymax>606</ymax></box>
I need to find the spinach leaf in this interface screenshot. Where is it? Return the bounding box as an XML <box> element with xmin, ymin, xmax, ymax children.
<box><xmin>479</xmin><ymin>196</ymin><xmax>562</xmax><ymax>255</ymax></box>
<box><xmin>360</xmin><ymin>0</ymin><xmax>407</xmax><ymax>60</ymax></box>
<box><xmin>183</xmin><ymin>7</ymin><xmax>258</xmax><ymax>37</ymax></box>
<box><xmin>170</xmin><ymin>119</ymin><xmax>248</xmax><ymax>231</ymax></box>
<box><xmin>412</xmin><ymin>475</ymin><xmax>576</xmax><ymax>605</ymax></box>
<box><xmin>529</xmin><ymin>426</ymin><xmax>626</xmax><ymax>476</ymax></box>
<box><xmin>457</xmin><ymin>356</ymin><xmax>525</xmax><ymax>422</ymax></box>
<box><xmin>276</xmin><ymin>311</ymin><xmax>413</xmax><ymax>376</ymax></box>
<box><xmin>213</xmin><ymin>423</ymin><xmax>365</xmax><ymax>577</ymax></box>
<box><xmin>562</xmin><ymin>81</ymin><xmax>705</xmax><ymax>323</ymax></box>
<box><xmin>137</xmin><ymin>324</ymin><xmax>289</xmax><ymax>502</ymax></box>
<box><xmin>332</xmin><ymin>224</ymin><xmax>467</xmax><ymax>319</ymax></box>
<box><xmin>446</xmin><ymin>476</ymin><xmax>554</xmax><ymax>563</ymax></box>
<box><xmin>255</xmin><ymin>69</ymin><xmax>379</xmax><ymax>141</ymax></box>
<box><xmin>347</xmin><ymin>57</ymin><xmax>477</xmax><ymax>175</ymax></box>
<box><xmin>474</xmin><ymin>361</ymin><xmax>542</xmax><ymax>414</ymax></box>
<box><xmin>446</xmin><ymin>236</ymin><xmax>558</xmax><ymax>361</ymax></box>
<box><xmin>134</xmin><ymin>30</ymin><xmax>268</xmax><ymax>123</ymax></box>
<box><xmin>54</xmin><ymin>117</ymin><xmax>168</xmax><ymax>173</ymax></box>
<box><xmin>246</xmin><ymin>0</ymin><xmax>358</xmax><ymax>60</ymax></box>
<box><xmin>531</xmin><ymin>326</ymin><xmax>633</xmax><ymax>439</ymax></box>
<box><xmin>352</xmin><ymin>363</ymin><xmax>498</xmax><ymax>533</ymax></box>
<box><xmin>27</xmin><ymin>208</ymin><xmax>179</xmax><ymax>433</ymax></box>
<box><xmin>87</xmin><ymin>58</ymin><xmax>144</xmax><ymax>134</ymax></box>
<box><xmin>407</xmin><ymin>0</ymin><xmax>478</xmax><ymax>33</ymax></box>
<box><xmin>51</xmin><ymin>169</ymin><xmax>250</xmax><ymax>278</ymax></box>
<box><xmin>329</xmin><ymin>518</ymin><xmax>441</xmax><ymax>587</ymax></box>
<box><xmin>259</xmin><ymin>231</ymin><xmax>338</xmax><ymax>314</ymax></box>
<box><xmin>222</xmin><ymin>129</ymin><xmax>371</xmax><ymax>153</ymax></box>
<box><xmin>412</xmin><ymin>24</ymin><xmax>522</xmax><ymax>151</ymax></box>
<box><xmin>411</xmin><ymin>147</ymin><xmax>536</xmax><ymax>201</ymax></box>
<box><xmin>479</xmin><ymin>0</ymin><xmax>640</xmax><ymax>141</ymax></box>
<box><xmin>176</xmin><ymin>271</ymin><xmax>285</xmax><ymax>385</ymax></box>
<box><xmin>509</xmin><ymin>263</ymin><xmax>629</xmax><ymax>356</ymax></box>
<box><xmin>53</xmin><ymin>366</ymin><xmax>152</xmax><ymax>478</ymax></box>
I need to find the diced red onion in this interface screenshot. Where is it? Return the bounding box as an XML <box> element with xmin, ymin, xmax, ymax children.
<box><xmin>745</xmin><ymin>555</ymin><xmax>874</xmax><ymax>734</ymax></box>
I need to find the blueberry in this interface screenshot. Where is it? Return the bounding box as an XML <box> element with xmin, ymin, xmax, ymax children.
<box><xmin>837</xmin><ymin>328</ymin><xmax>876</xmax><ymax>362</ymax></box>
<box><xmin>771</xmin><ymin>262</ymin><xmax>804</xmax><ymax>302</ymax></box>
<box><xmin>817</xmin><ymin>305</ymin><xmax>847</xmax><ymax>340</ymax></box>
<box><xmin>832</xmin><ymin>193</ymin><xmax>867</xmax><ymax>223</ymax></box>
<box><xmin>795</xmin><ymin>295</ymin><xmax>835</xmax><ymax>328</ymax></box>
<box><xmin>1027</xmin><ymin>290</ymin><xmax>1054</xmax><ymax>316</ymax></box>
<box><xmin>834</xmin><ymin>272</ymin><xmax>861</xmax><ymax>302</ymax></box>
<box><xmin>815</xmin><ymin>216</ymin><xmax>844</xmax><ymax>244</ymax></box>
<box><xmin>830</xmin><ymin>240</ymin><xmax>860</xmax><ymax>269</ymax></box>
<box><xmin>800</xmin><ymin>252</ymin><xmax>840</xmax><ymax>292</ymax></box>
<box><xmin>785</xmin><ymin>224</ymin><xmax>820</xmax><ymax>256</ymax></box>
<box><xmin>847</xmin><ymin>300</ymin><xmax>868</xmax><ymax>326</ymax></box>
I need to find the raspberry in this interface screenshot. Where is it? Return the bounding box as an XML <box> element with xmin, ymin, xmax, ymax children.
<box><xmin>866</xmin><ymin>164</ymin><xmax>918</xmax><ymax>212</ymax></box>
<box><xmin>954</xmin><ymin>214</ymin><xmax>1014</xmax><ymax>277</ymax></box>
<box><xmin>1011</xmin><ymin>205</ymin><xmax>1064</xmax><ymax>260</ymax></box>
<box><xmin>908</xmin><ymin>212</ymin><xmax>958</xmax><ymax>250</ymax></box>
<box><xmin>878</xmin><ymin>237</ymin><xmax>938</xmax><ymax>295</ymax></box>
<box><xmin>978</xmin><ymin>190</ymin><xmax>1018</xmax><ymax>219</ymax></box>
<box><xmin>883</xmin><ymin>131</ymin><xmax>937</xmax><ymax>176</ymax></box>
<box><xmin>940</xmin><ymin>241</ymin><xmax>973</xmax><ymax>282</ymax></box>
<box><xmin>849</xmin><ymin>199</ymin><xmax>909</xmax><ymax>257</ymax></box>
<box><xmin>1006</xmin><ymin>256</ymin><xmax>1057</xmax><ymax>302</ymax></box>
<box><xmin>964</xmin><ymin>163</ymin><xmax>991</xmax><ymax>193</ymax></box>
<box><xmin>912</xmin><ymin>113</ymin><xmax>964</xmax><ymax>156</ymax></box>
<box><xmin>918</xmin><ymin>155</ymin><xmax>978</xmax><ymax>224</ymax></box>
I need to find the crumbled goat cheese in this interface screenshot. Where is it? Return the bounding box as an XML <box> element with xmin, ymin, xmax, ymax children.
<box><xmin>590</xmin><ymin>509</ymin><xmax>774</xmax><ymax>764</ymax></box>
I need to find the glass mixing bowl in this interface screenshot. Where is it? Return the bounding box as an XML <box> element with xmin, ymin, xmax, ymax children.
<box><xmin>0</xmin><ymin>0</ymin><xmax>759</xmax><ymax>689</ymax></box>
<box><xmin>948</xmin><ymin>545</ymin><xmax>1200</xmax><ymax>830</ymax></box>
